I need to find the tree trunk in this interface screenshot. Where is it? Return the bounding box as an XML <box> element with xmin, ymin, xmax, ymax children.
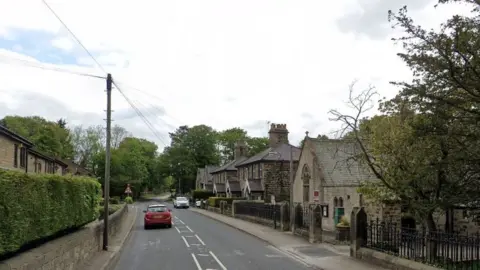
<box><xmin>426</xmin><ymin>212</ymin><xmax>438</xmax><ymax>261</ymax></box>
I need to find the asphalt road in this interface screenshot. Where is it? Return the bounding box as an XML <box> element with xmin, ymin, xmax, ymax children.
<box><xmin>114</xmin><ymin>200</ymin><xmax>314</xmax><ymax>270</ymax></box>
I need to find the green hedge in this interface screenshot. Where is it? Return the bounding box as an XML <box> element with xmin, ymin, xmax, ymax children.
<box><xmin>0</xmin><ymin>170</ymin><xmax>101</xmax><ymax>256</ymax></box>
<box><xmin>97</xmin><ymin>203</ymin><xmax>124</xmax><ymax>220</ymax></box>
<box><xmin>207</xmin><ymin>197</ymin><xmax>246</xmax><ymax>207</ymax></box>
<box><xmin>192</xmin><ymin>190</ymin><xmax>215</xmax><ymax>200</ymax></box>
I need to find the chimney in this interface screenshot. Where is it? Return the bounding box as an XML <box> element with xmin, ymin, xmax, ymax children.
<box><xmin>234</xmin><ymin>140</ymin><xmax>247</xmax><ymax>160</ymax></box>
<box><xmin>268</xmin><ymin>123</ymin><xmax>289</xmax><ymax>147</ymax></box>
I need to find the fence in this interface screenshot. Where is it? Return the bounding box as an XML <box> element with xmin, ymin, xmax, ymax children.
<box><xmin>234</xmin><ymin>201</ymin><xmax>281</xmax><ymax>228</ymax></box>
<box><xmin>363</xmin><ymin>219</ymin><xmax>480</xmax><ymax>269</ymax></box>
<box><xmin>294</xmin><ymin>203</ymin><xmax>310</xmax><ymax>230</ymax></box>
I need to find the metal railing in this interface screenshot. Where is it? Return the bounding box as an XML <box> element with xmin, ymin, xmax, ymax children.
<box><xmin>234</xmin><ymin>202</ymin><xmax>281</xmax><ymax>228</ymax></box>
<box><xmin>363</xmin><ymin>219</ymin><xmax>480</xmax><ymax>269</ymax></box>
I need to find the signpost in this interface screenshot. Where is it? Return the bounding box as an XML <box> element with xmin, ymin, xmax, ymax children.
<box><xmin>124</xmin><ymin>184</ymin><xmax>132</xmax><ymax>196</ymax></box>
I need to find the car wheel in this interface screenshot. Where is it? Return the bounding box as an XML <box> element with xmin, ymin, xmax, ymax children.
<box><xmin>167</xmin><ymin>224</ymin><xmax>172</xmax><ymax>228</ymax></box>
<box><xmin>144</xmin><ymin>225</ymin><xmax>148</xmax><ymax>230</ymax></box>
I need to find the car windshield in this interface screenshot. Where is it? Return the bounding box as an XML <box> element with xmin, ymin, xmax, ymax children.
<box><xmin>147</xmin><ymin>206</ymin><xmax>167</xmax><ymax>212</ymax></box>
<box><xmin>176</xmin><ymin>197</ymin><xmax>187</xmax><ymax>201</ymax></box>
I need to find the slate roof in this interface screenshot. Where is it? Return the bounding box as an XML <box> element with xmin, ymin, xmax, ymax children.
<box><xmin>211</xmin><ymin>156</ymin><xmax>248</xmax><ymax>173</ymax></box>
<box><xmin>311</xmin><ymin>139</ymin><xmax>377</xmax><ymax>187</ymax></box>
<box><xmin>236</xmin><ymin>143</ymin><xmax>301</xmax><ymax>167</ymax></box>
<box><xmin>0</xmin><ymin>125</ymin><xmax>34</xmax><ymax>146</ymax></box>
<box><xmin>205</xmin><ymin>165</ymin><xmax>218</xmax><ymax>182</ymax></box>
<box><xmin>248</xmin><ymin>179</ymin><xmax>264</xmax><ymax>192</ymax></box>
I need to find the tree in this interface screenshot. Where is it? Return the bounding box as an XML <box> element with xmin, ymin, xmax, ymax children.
<box><xmin>1</xmin><ymin>116</ymin><xmax>75</xmax><ymax>159</ymax></box>
<box><xmin>217</xmin><ymin>128</ymin><xmax>248</xmax><ymax>163</ymax></box>
<box><xmin>111</xmin><ymin>125</ymin><xmax>131</xmax><ymax>149</ymax></box>
<box><xmin>245</xmin><ymin>137</ymin><xmax>269</xmax><ymax>156</ymax></box>
<box><xmin>71</xmin><ymin>125</ymin><xmax>105</xmax><ymax>172</ymax></box>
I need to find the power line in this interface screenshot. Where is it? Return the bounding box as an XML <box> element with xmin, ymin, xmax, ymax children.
<box><xmin>0</xmin><ymin>55</ymin><xmax>105</xmax><ymax>79</ymax></box>
<box><xmin>42</xmin><ymin>0</ymin><xmax>107</xmax><ymax>74</ymax></box>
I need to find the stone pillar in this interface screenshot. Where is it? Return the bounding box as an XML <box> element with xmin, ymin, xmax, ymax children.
<box><xmin>308</xmin><ymin>204</ymin><xmax>322</xmax><ymax>243</ymax></box>
<box><xmin>280</xmin><ymin>203</ymin><xmax>289</xmax><ymax>231</ymax></box>
<box><xmin>290</xmin><ymin>203</ymin><xmax>296</xmax><ymax>232</ymax></box>
<box><xmin>350</xmin><ymin>207</ymin><xmax>367</xmax><ymax>258</ymax></box>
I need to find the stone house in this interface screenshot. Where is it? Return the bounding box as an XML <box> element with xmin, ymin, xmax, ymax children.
<box><xmin>58</xmin><ymin>159</ymin><xmax>95</xmax><ymax>177</ymax></box>
<box><xmin>210</xmin><ymin>141</ymin><xmax>248</xmax><ymax>198</ymax></box>
<box><xmin>0</xmin><ymin>124</ymin><xmax>34</xmax><ymax>172</ymax></box>
<box><xmin>195</xmin><ymin>165</ymin><xmax>218</xmax><ymax>192</ymax></box>
<box><xmin>196</xmin><ymin>168</ymin><xmax>205</xmax><ymax>189</ymax></box>
<box><xmin>293</xmin><ymin>137</ymin><xmax>378</xmax><ymax>233</ymax></box>
<box><xmin>236</xmin><ymin>123</ymin><xmax>301</xmax><ymax>203</ymax></box>
<box><xmin>27</xmin><ymin>148</ymin><xmax>68</xmax><ymax>175</ymax></box>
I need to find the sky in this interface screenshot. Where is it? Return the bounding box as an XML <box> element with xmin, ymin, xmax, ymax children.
<box><xmin>0</xmin><ymin>0</ymin><xmax>473</xmax><ymax>150</ymax></box>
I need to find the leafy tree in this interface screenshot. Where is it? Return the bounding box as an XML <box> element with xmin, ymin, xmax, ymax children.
<box><xmin>217</xmin><ymin>127</ymin><xmax>248</xmax><ymax>162</ymax></box>
<box><xmin>71</xmin><ymin>125</ymin><xmax>105</xmax><ymax>172</ymax></box>
<box><xmin>245</xmin><ymin>136</ymin><xmax>269</xmax><ymax>156</ymax></box>
<box><xmin>1</xmin><ymin>116</ymin><xmax>74</xmax><ymax>159</ymax></box>
<box><xmin>111</xmin><ymin>125</ymin><xmax>131</xmax><ymax>149</ymax></box>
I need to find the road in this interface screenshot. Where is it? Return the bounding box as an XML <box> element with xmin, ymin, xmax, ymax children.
<box><xmin>114</xmin><ymin>200</ymin><xmax>314</xmax><ymax>270</ymax></box>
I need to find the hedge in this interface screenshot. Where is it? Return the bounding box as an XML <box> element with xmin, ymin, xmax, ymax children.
<box><xmin>207</xmin><ymin>197</ymin><xmax>246</xmax><ymax>207</ymax></box>
<box><xmin>192</xmin><ymin>190</ymin><xmax>215</xmax><ymax>200</ymax></box>
<box><xmin>0</xmin><ymin>170</ymin><xmax>101</xmax><ymax>257</ymax></box>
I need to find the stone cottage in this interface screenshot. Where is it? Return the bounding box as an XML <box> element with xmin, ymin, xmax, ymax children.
<box><xmin>196</xmin><ymin>165</ymin><xmax>217</xmax><ymax>192</ymax></box>
<box><xmin>236</xmin><ymin>123</ymin><xmax>301</xmax><ymax>203</ymax></box>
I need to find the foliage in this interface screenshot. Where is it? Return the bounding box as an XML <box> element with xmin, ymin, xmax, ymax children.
<box><xmin>0</xmin><ymin>169</ymin><xmax>101</xmax><ymax>256</ymax></box>
<box><xmin>337</xmin><ymin>216</ymin><xmax>350</xmax><ymax>227</ymax></box>
<box><xmin>0</xmin><ymin>116</ymin><xmax>75</xmax><ymax>159</ymax></box>
<box><xmin>217</xmin><ymin>128</ymin><xmax>270</xmax><ymax>162</ymax></box>
<box><xmin>125</xmin><ymin>196</ymin><xmax>133</xmax><ymax>204</ymax></box>
<box><xmin>192</xmin><ymin>189</ymin><xmax>215</xmax><ymax>200</ymax></box>
<box><xmin>98</xmin><ymin>203</ymin><xmax>124</xmax><ymax>221</ymax></box>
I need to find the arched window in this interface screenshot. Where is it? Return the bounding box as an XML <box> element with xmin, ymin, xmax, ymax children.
<box><xmin>333</xmin><ymin>197</ymin><xmax>338</xmax><ymax>207</ymax></box>
<box><xmin>302</xmin><ymin>164</ymin><xmax>311</xmax><ymax>202</ymax></box>
<box><xmin>338</xmin><ymin>197</ymin><xmax>344</xmax><ymax>207</ymax></box>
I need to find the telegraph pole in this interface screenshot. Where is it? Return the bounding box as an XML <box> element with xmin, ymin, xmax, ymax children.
<box><xmin>289</xmin><ymin>144</ymin><xmax>294</xmax><ymax>230</ymax></box>
<box><xmin>103</xmin><ymin>73</ymin><xmax>112</xmax><ymax>251</ymax></box>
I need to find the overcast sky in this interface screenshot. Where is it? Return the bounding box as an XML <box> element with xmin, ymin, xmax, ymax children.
<box><xmin>0</xmin><ymin>0</ymin><xmax>471</xmax><ymax>150</ymax></box>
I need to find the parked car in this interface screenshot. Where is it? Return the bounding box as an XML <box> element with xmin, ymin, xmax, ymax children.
<box><xmin>195</xmin><ymin>200</ymin><xmax>202</xmax><ymax>207</ymax></box>
<box><xmin>143</xmin><ymin>204</ymin><xmax>172</xmax><ymax>229</ymax></box>
<box><xmin>174</xmin><ymin>197</ymin><xmax>189</xmax><ymax>209</ymax></box>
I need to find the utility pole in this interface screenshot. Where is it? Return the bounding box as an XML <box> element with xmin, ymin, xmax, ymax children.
<box><xmin>103</xmin><ymin>73</ymin><xmax>112</xmax><ymax>251</ymax></box>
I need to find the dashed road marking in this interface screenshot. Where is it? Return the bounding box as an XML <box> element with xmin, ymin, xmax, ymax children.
<box><xmin>181</xmin><ymin>236</ymin><xmax>190</xmax><ymax>248</ymax></box>
<box><xmin>197</xmin><ymin>253</ymin><xmax>209</xmax><ymax>256</ymax></box>
<box><xmin>175</xmin><ymin>226</ymin><xmax>181</xmax><ymax>233</ymax></box>
<box><xmin>186</xmin><ymin>225</ymin><xmax>194</xmax><ymax>232</ymax></box>
<box><xmin>178</xmin><ymin>219</ymin><xmax>185</xmax><ymax>224</ymax></box>
<box><xmin>191</xmin><ymin>253</ymin><xmax>202</xmax><ymax>270</ymax></box>
<box><xmin>209</xmin><ymin>251</ymin><xmax>227</xmax><ymax>270</ymax></box>
<box><xmin>265</xmin><ymin>254</ymin><xmax>283</xmax><ymax>258</ymax></box>
<box><xmin>195</xmin><ymin>234</ymin><xmax>206</xmax><ymax>245</ymax></box>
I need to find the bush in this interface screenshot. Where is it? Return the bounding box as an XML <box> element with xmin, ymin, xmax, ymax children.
<box><xmin>0</xmin><ymin>170</ymin><xmax>101</xmax><ymax>257</ymax></box>
<box><xmin>207</xmin><ymin>197</ymin><xmax>246</xmax><ymax>207</ymax></box>
<box><xmin>125</xmin><ymin>196</ymin><xmax>133</xmax><ymax>204</ymax></box>
<box><xmin>109</xmin><ymin>196</ymin><xmax>120</xmax><ymax>204</ymax></box>
<box><xmin>192</xmin><ymin>190</ymin><xmax>215</xmax><ymax>200</ymax></box>
<box><xmin>98</xmin><ymin>204</ymin><xmax>124</xmax><ymax>220</ymax></box>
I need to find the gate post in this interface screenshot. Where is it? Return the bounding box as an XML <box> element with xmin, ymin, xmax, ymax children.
<box><xmin>350</xmin><ymin>207</ymin><xmax>367</xmax><ymax>258</ymax></box>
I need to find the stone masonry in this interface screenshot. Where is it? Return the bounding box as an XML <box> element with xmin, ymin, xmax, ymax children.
<box><xmin>0</xmin><ymin>205</ymin><xmax>128</xmax><ymax>270</ymax></box>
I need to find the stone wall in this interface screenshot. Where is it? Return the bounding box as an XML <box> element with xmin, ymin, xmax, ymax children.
<box><xmin>263</xmin><ymin>162</ymin><xmax>298</xmax><ymax>203</ymax></box>
<box><xmin>0</xmin><ymin>205</ymin><xmax>128</xmax><ymax>270</ymax></box>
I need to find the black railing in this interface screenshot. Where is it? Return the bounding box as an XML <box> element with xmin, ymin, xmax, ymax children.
<box><xmin>363</xmin><ymin>219</ymin><xmax>480</xmax><ymax>269</ymax></box>
<box><xmin>234</xmin><ymin>202</ymin><xmax>281</xmax><ymax>228</ymax></box>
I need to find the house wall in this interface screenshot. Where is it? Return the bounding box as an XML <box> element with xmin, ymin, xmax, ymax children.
<box><xmin>27</xmin><ymin>154</ymin><xmax>47</xmax><ymax>174</ymax></box>
<box><xmin>321</xmin><ymin>186</ymin><xmax>361</xmax><ymax>231</ymax></box>
<box><xmin>293</xmin><ymin>142</ymin><xmax>316</xmax><ymax>204</ymax></box>
<box><xmin>263</xmin><ymin>161</ymin><xmax>298</xmax><ymax>203</ymax></box>
<box><xmin>0</xmin><ymin>135</ymin><xmax>25</xmax><ymax>172</ymax></box>
<box><xmin>55</xmin><ymin>163</ymin><xmax>66</xmax><ymax>175</ymax></box>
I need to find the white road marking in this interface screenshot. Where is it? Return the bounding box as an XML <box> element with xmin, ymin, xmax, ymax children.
<box><xmin>191</xmin><ymin>253</ymin><xmax>203</xmax><ymax>270</ymax></box>
<box><xmin>265</xmin><ymin>254</ymin><xmax>283</xmax><ymax>258</ymax></box>
<box><xmin>266</xmin><ymin>246</ymin><xmax>311</xmax><ymax>268</ymax></box>
<box><xmin>186</xmin><ymin>225</ymin><xmax>194</xmax><ymax>232</ymax></box>
<box><xmin>195</xmin><ymin>234</ymin><xmax>206</xmax><ymax>245</ymax></box>
<box><xmin>175</xmin><ymin>226</ymin><xmax>181</xmax><ymax>233</ymax></box>
<box><xmin>197</xmin><ymin>253</ymin><xmax>209</xmax><ymax>256</ymax></box>
<box><xmin>182</xmin><ymin>236</ymin><xmax>190</xmax><ymax>248</ymax></box>
<box><xmin>233</xmin><ymin>250</ymin><xmax>244</xmax><ymax>256</ymax></box>
<box><xmin>209</xmin><ymin>251</ymin><xmax>227</xmax><ymax>270</ymax></box>
<box><xmin>184</xmin><ymin>235</ymin><xmax>194</xmax><ymax>237</ymax></box>
<box><xmin>178</xmin><ymin>219</ymin><xmax>185</xmax><ymax>224</ymax></box>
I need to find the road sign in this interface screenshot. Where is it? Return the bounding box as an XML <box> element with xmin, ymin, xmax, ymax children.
<box><xmin>313</xmin><ymin>190</ymin><xmax>319</xmax><ymax>202</ymax></box>
<box><xmin>124</xmin><ymin>184</ymin><xmax>132</xmax><ymax>194</ymax></box>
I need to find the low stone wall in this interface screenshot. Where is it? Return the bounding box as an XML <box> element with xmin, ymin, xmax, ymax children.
<box><xmin>356</xmin><ymin>248</ymin><xmax>441</xmax><ymax>270</ymax></box>
<box><xmin>235</xmin><ymin>214</ymin><xmax>277</xmax><ymax>228</ymax></box>
<box><xmin>0</xmin><ymin>204</ymin><xmax>128</xmax><ymax>270</ymax></box>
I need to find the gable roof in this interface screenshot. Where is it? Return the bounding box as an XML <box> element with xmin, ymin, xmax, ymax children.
<box><xmin>0</xmin><ymin>125</ymin><xmax>34</xmax><ymax>146</ymax></box>
<box><xmin>211</xmin><ymin>156</ymin><xmax>248</xmax><ymax>174</ymax></box>
<box><xmin>310</xmin><ymin>138</ymin><xmax>377</xmax><ymax>186</ymax></box>
<box><xmin>236</xmin><ymin>143</ymin><xmax>301</xmax><ymax>167</ymax></box>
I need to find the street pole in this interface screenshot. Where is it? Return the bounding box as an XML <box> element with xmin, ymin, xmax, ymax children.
<box><xmin>103</xmin><ymin>73</ymin><xmax>112</xmax><ymax>251</ymax></box>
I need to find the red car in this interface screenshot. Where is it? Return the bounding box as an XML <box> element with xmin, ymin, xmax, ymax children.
<box><xmin>143</xmin><ymin>204</ymin><xmax>172</xmax><ymax>229</ymax></box>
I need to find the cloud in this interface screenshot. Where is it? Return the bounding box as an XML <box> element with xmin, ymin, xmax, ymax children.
<box><xmin>1</xmin><ymin>0</ymin><xmax>468</xmax><ymax>151</ymax></box>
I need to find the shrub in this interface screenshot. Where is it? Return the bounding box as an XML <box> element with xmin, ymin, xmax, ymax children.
<box><xmin>0</xmin><ymin>170</ymin><xmax>101</xmax><ymax>256</ymax></box>
<box><xmin>192</xmin><ymin>190</ymin><xmax>214</xmax><ymax>200</ymax></box>
<box><xmin>125</xmin><ymin>196</ymin><xmax>134</xmax><ymax>204</ymax></box>
<box><xmin>98</xmin><ymin>204</ymin><xmax>124</xmax><ymax>220</ymax></box>
<box><xmin>109</xmin><ymin>196</ymin><xmax>120</xmax><ymax>204</ymax></box>
<box><xmin>207</xmin><ymin>197</ymin><xmax>246</xmax><ymax>207</ymax></box>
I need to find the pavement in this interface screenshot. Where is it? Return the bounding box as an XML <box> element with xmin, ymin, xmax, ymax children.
<box><xmin>189</xmin><ymin>207</ymin><xmax>388</xmax><ymax>270</ymax></box>
<box><xmin>114</xmin><ymin>200</ymin><xmax>318</xmax><ymax>270</ymax></box>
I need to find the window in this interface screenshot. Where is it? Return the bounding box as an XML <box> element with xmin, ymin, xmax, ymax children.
<box><xmin>338</xmin><ymin>197</ymin><xmax>344</xmax><ymax>207</ymax></box>
<box><xmin>302</xmin><ymin>164</ymin><xmax>311</xmax><ymax>202</ymax></box>
<box><xmin>19</xmin><ymin>147</ymin><xmax>27</xmax><ymax>168</ymax></box>
<box><xmin>13</xmin><ymin>144</ymin><xmax>18</xmax><ymax>167</ymax></box>
<box><xmin>37</xmin><ymin>163</ymin><xmax>42</xmax><ymax>173</ymax></box>
<box><xmin>147</xmin><ymin>206</ymin><xmax>167</xmax><ymax>212</ymax></box>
